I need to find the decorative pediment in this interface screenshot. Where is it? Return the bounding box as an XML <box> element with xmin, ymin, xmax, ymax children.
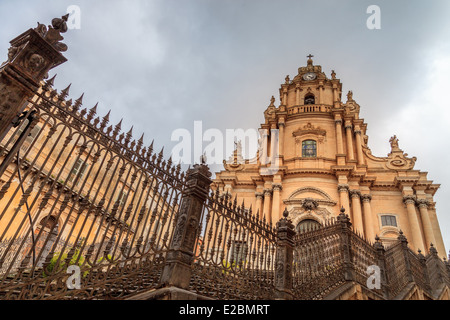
<box><xmin>292</xmin><ymin>123</ymin><xmax>326</xmax><ymax>138</ymax></box>
<box><xmin>283</xmin><ymin>187</ymin><xmax>337</xmax><ymax>208</ymax></box>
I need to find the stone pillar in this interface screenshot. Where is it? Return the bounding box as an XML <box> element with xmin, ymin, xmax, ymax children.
<box><xmin>272</xmin><ymin>184</ymin><xmax>282</xmax><ymax>222</ymax></box>
<box><xmin>255</xmin><ymin>192</ymin><xmax>264</xmax><ymax>220</ymax></box>
<box><xmin>417</xmin><ymin>249</ymin><xmax>432</xmax><ymax>294</ymax></box>
<box><xmin>337</xmin><ymin>207</ymin><xmax>355</xmax><ymax>281</ymax></box>
<box><xmin>274</xmin><ymin>208</ymin><xmax>295</xmax><ymax>300</ymax></box>
<box><xmin>349</xmin><ymin>190</ymin><xmax>364</xmax><ymax>233</ymax></box>
<box><xmin>424</xmin><ymin>244</ymin><xmax>447</xmax><ymax>293</ymax></box>
<box><xmin>416</xmin><ymin>199</ymin><xmax>436</xmax><ymax>254</ymax></box>
<box><xmin>338</xmin><ymin>184</ymin><xmax>350</xmax><ymax>219</ymax></box>
<box><xmin>281</xmin><ymin>87</ymin><xmax>288</xmax><ymax>106</ymax></box>
<box><xmin>354</xmin><ymin>128</ymin><xmax>365</xmax><ymax>166</ymax></box>
<box><xmin>318</xmin><ymin>84</ymin><xmax>323</xmax><ymax>104</ymax></box>
<box><xmin>335</xmin><ymin>119</ymin><xmax>344</xmax><ymax>155</ymax></box>
<box><xmin>263</xmin><ymin>188</ymin><xmax>272</xmax><ymax>224</ymax></box>
<box><xmin>403</xmin><ymin>195</ymin><xmax>425</xmax><ymax>253</ymax></box>
<box><xmin>295</xmin><ymin>85</ymin><xmax>300</xmax><ymax>105</ymax></box>
<box><xmin>396</xmin><ymin>231</ymin><xmax>414</xmax><ymax>285</ymax></box>
<box><xmin>428</xmin><ymin>202</ymin><xmax>447</xmax><ymax>259</ymax></box>
<box><xmin>160</xmin><ymin>164</ymin><xmax>212</xmax><ymax>290</ymax></box>
<box><xmin>278</xmin><ymin>121</ymin><xmax>285</xmax><ymax>165</ymax></box>
<box><xmin>0</xmin><ymin>15</ymin><xmax>69</xmax><ymax>141</ymax></box>
<box><xmin>345</xmin><ymin>122</ymin><xmax>355</xmax><ymax>161</ymax></box>
<box><xmin>361</xmin><ymin>194</ymin><xmax>376</xmax><ymax>242</ymax></box>
<box><xmin>373</xmin><ymin>236</ymin><xmax>389</xmax><ymax>298</ymax></box>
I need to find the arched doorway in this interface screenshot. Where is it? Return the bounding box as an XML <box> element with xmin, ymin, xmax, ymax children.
<box><xmin>296</xmin><ymin>219</ymin><xmax>321</xmax><ymax>233</ymax></box>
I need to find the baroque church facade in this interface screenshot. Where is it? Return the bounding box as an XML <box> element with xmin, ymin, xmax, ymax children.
<box><xmin>213</xmin><ymin>56</ymin><xmax>447</xmax><ymax>257</ymax></box>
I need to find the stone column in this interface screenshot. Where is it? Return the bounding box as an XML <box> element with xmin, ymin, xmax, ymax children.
<box><xmin>345</xmin><ymin>122</ymin><xmax>355</xmax><ymax>161</ymax></box>
<box><xmin>338</xmin><ymin>184</ymin><xmax>350</xmax><ymax>219</ymax></box>
<box><xmin>255</xmin><ymin>192</ymin><xmax>264</xmax><ymax>220</ymax></box>
<box><xmin>281</xmin><ymin>87</ymin><xmax>288</xmax><ymax>106</ymax></box>
<box><xmin>278</xmin><ymin>121</ymin><xmax>285</xmax><ymax>165</ymax></box>
<box><xmin>350</xmin><ymin>190</ymin><xmax>364</xmax><ymax>233</ymax></box>
<box><xmin>428</xmin><ymin>202</ymin><xmax>447</xmax><ymax>259</ymax></box>
<box><xmin>335</xmin><ymin>119</ymin><xmax>344</xmax><ymax>155</ymax></box>
<box><xmin>263</xmin><ymin>188</ymin><xmax>273</xmax><ymax>224</ymax></box>
<box><xmin>403</xmin><ymin>195</ymin><xmax>425</xmax><ymax>252</ymax></box>
<box><xmin>416</xmin><ymin>199</ymin><xmax>436</xmax><ymax>253</ymax></box>
<box><xmin>354</xmin><ymin>128</ymin><xmax>365</xmax><ymax>166</ymax></box>
<box><xmin>295</xmin><ymin>85</ymin><xmax>300</xmax><ymax>105</ymax></box>
<box><xmin>318</xmin><ymin>84</ymin><xmax>323</xmax><ymax>104</ymax></box>
<box><xmin>0</xmin><ymin>15</ymin><xmax>69</xmax><ymax>141</ymax></box>
<box><xmin>275</xmin><ymin>208</ymin><xmax>295</xmax><ymax>300</ymax></box>
<box><xmin>361</xmin><ymin>194</ymin><xmax>376</xmax><ymax>242</ymax></box>
<box><xmin>160</xmin><ymin>164</ymin><xmax>212</xmax><ymax>289</ymax></box>
<box><xmin>272</xmin><ymin>184</ymin><xmax>282</xmax><ymax>222</ymax></box>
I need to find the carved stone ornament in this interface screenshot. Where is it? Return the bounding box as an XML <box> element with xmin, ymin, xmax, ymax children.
<box><xmin>292</xmin><ymin>122</ymin><xmax>326</xmax><ymax>138</ymax></box>
<box><xmin>302</xmin><ymin>198</ymin><xmax>318</xmax><ymax>211</ymax></box>
<box><xmin>344</xmin><ymin>99</ymin><xmax>360</xmax><ymax>115</ymax></box>
<box><xmin>386</xmin><ymin>136</ymin><xmax>417</xmax><ymax>170</ymax></box>
<box><xmin>34</xmin><ymin>14</ymin><xmax>70</xmax><ymax>52</ymax></box>
<box><xmin>25</xmin><ymin>53</ymin><xmax>45</xmax><ymax>73</ymax></box>
<box><xmin>403</xmin><ymin>195</ymin><xmax>416</xmax><ymax>205</ymax></box>
<box><xmin>360</xmin><ymin>194</ymin><xmax>372</xmax><ymax>203</ymax></box>
<box><xmin>223</xmin><ymin>140</ymin><xmax>245</xmax><ymax>171</ymax></box>
<box><xmin>347</xmin><ymin>90</ymin><xmax>353</xmax><ymax>101</ymax></box>
<box><xmin>416</xmin><ymin>199</ymin><xmax>430</xmax><ymax>209</ymax></box>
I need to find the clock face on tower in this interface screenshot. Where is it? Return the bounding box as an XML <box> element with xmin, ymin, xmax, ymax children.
<box><xmin>303</xmin><ymin>72</ymin><xmax>317</xmax><ymax>81</ymax></box>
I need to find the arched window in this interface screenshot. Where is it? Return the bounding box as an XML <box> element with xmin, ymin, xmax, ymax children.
<box><xmin>302</xmin><ymin>140</ymin><xmax>317</xmax><ymax>157</ymax></box>
<box><xmin>296</xmin><ymin>219</ymin><xmax>321</xmax><ymax>233</ymax></box>
<box><xmin>35</xmin><ymin>215</ymin><xmax>59</xmax><ymax>267</ymax></box>
<box><xmin>304</xmin><ymin>94</ymin><xmax>315</xmax><ymax>105</ymax></box>
<box><xmin>37</xmin><ymin>215</ymin><xmax>58</xmax><ymax>234</ymax></box>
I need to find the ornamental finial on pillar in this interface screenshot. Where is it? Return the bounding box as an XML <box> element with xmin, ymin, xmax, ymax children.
<box><xmin>34</xmin><ymin>14</ymin><xmax>70</xmax><ymax>52</ymax></box>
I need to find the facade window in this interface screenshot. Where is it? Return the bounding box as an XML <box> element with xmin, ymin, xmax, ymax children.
<box><xmin>117</xmin><ymin>190</ymin><xmax>128</xmax><ymax>208</ymax></box>
<box><xmin>230</xmin><ymin>241</ymin><xmax>248</xmax><ymax>265</ymax></box>
<box><xmin>296</xmin><ymin>219</ymin><xmax>321</xmax><ymax>233</ymax></box>
<box><xmin>68</xmin><ymin>159</ymin><xmax>88</xmax><ymax>185</ymax></box>
<box><xmin>15</xmin><ymin>120</ymin><xmax>41</xmax><ymax>153</ymax></box>
<box><xmin>304</xmin><ymin>94</ymin><xmax>315</xmax><ymax>105</ymax></box>
<box><xmin>302</xmin><ymin>140</ymin><xmax>317</xmax><ymax>157</ymax></box>
<box><xmin>381</xmin><ymin>215</ymin><xmax>397</xmax><ymax>227</ymax></box>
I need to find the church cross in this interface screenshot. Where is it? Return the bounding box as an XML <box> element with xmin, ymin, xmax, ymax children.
<box><xmin>307</xmin><ymin>54</ymin><xmax>314</xmax><ymax>59</ymax></box>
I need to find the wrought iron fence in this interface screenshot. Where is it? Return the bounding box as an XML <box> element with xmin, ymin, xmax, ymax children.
<box><xmin>0</xmin><ymin>16</ymin><xmax>449</xmax><ymax>301</ymax></box>
<box><xmin>0</xmin><ymin>77</ymin><xmax>186</xmax><ymax>299</ymax></box>
<box><xmin>292</xmin><ymin>219</ymin><xmax>346</xmax><ymax>299</ymax></box>
<box><xmin>189</xmin><ymin>191</ymin><xmax>277</xmax><ymax>300</ymax></box>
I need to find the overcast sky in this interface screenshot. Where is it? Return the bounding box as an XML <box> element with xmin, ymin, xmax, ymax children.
<box><xmin>1</xmin><ymin>0</ymin><xmax>449</xmax><ymax>255</ymax></box>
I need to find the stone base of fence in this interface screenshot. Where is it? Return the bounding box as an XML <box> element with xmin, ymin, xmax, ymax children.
<box><xmin>125</xmin><ymin>286</ymin><xmax>214</xmax><ymax>301</ymax></box>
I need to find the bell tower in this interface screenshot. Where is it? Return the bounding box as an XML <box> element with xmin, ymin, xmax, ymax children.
<box><xmin>214</xmin><ymin>55</ymin><xmax>446</xmax><ymax>256</ymax></box>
